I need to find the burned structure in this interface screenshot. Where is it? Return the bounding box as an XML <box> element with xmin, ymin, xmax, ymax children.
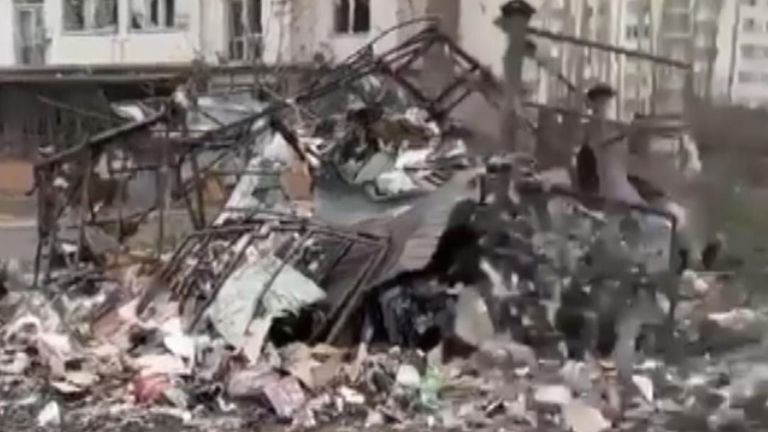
<box><xmin>26</xmin><ymin>0</ymin><xmax>692</xmax><ymax>365</ymax></box>
<box><xmin>0</xmin><ymin>3</ymin><xmax>738</xmax><ymax>431</ymax></box>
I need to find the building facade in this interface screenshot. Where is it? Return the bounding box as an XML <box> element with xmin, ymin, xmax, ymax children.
<box><xmin>711</xmin><ymin>0</ymin><xmax>768</xmax><ymax>107</ymax></box>
<box><xmin>0</xmin><ymin>0</ymin><xmax>756</xmax><ymax>112</ymax></box>
<box><xmin>0</xmin><ymin>0</ymin><xmax>433</xmax><ymax>67</ymax></box>
<box><xmin>455</xmin><ymin>0</ymin><xmax>721</xmax><ymax>119</ymax></box>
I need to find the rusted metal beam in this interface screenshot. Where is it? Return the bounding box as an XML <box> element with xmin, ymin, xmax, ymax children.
<box><xmin>527</xmin><ymin>26</ymin><xmax>691</xmax><ymax>69</ymax></box>
<box><xmin>0</xmin><ymin>62</ymin><xmax>323</xmax><ymax>83</ymax></box>
<box><xmin>523</xmin><ymin>100</ymin><xmax>688</xmax><ymax>134</ymax></box>
<box><xmin>36</xmin><ymin>109</ymin><xmax>166</xmax><ymax>168</ymax></box>
<box><xmin>37</xmin><ymin>95</ymin><xmax>115</xmax><ymax>122</ymax></box>
<box><xmin>76</xmin><ymin>147</ymin><xmax>94</xmax><ymax>264</ymax></box>
<box><xmin>189</xmin><ymin>150</ymin><xmax>207</xmax><ymax>229</ymax></box>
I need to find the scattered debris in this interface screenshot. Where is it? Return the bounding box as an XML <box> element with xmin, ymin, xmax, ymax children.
<box><xmin>563</xmin><ymin>400</ymin><xmax>611</xmax><ymax>432</ymax></box>
<box><xmin>0</xmin><ymin>16</ymin><xmax>754</xmax><ymax>432</ymax></box>
<box><xmin>263</xmin><ymin>376</ymin><xmax>306</xmax><ymax>418</ymax></box>
<box><xmin>395</xmin><ymin>364</ymin><xmax>422</xmax><ymax>388</ymax></box>
<box><xmin>37</xmin><ymin>401</ymin><xmax>61</xmax><ymax>428</ymax></box>
<box><xmin>534</xmin><ymin>384</ymin><xmax>573</xmax><ymax>406</ymax></box>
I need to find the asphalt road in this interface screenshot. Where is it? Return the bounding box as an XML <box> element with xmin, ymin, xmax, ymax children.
<box><xmin>0</xmin><ymin>221</ymin><xmax>37</xmax><ymax>261</ymax></box>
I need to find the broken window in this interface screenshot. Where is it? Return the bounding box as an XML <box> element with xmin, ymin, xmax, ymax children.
<box><xmin>63</xmin><ymin>0</ymin><xmax>117</xmax><ymax>32</ymax></box>
<box><xmin>334</xmin><ymin>0</ymin><xmax>370</xmax><ymax>34</ymax></box>
<box><xmin>227</xmin><ymin>0</ymin><xmax>263</xmax><ymax>61</ymax></box>
<box><xmin>130</xmin><ymin>0</ymin><xmax>178</xmax><ymax>30</ymax></box>
<box><xmin>246</xmin><ymin>0</ymin><xmax>262</xmax><ymax>34</ymax></box>
<box><xmin>14</xmin><ymin>0</ymin><xmax>46</xmax><ymax>66</ymax></box>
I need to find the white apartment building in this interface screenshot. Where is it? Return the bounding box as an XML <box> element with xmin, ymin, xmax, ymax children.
<box><xmin>0</xmin><ymin>0</ymin><xmax>436</xmax><ymax>67</ymax></box>
<box><xmin>584</xmin><ymin>0</ymin><xmax>722</xmax><ymax>117</ymax></box>
<box><xmin>0</xmin><ymin>0</ymin><xmax>736</xmax><ymax>114</ymax></box>
<box><xmin>712</xmin><ymin>0</ymin><xmax>768</xmax><ymax>107</ymax></box>
<box><xmin>457</xmin><ymin>0</ymin><xmax>715</xmax><ymax>119</ymax></box>
<box><xmin>1</xmin><ymin>0</ymin><xmax>202</xmax><ymax>65</ymax></box>
<box><xmin>691</xmin><ymin>0</ymin><xmax>722</xmax><ymax>100</ymax></box>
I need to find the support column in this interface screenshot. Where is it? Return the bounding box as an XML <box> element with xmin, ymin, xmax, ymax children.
<box><xmin>495</xmin><ymin>0</ymin><xmax>536</xmax><ymax>153</ymax></box>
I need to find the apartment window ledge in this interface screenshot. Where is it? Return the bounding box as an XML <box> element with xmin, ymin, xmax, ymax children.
<box><xmin>61</xmin><ymin>28</ymin><xmax>118</xmax><ymax>36</ymax></box>
<box><xmin>128</xmin><ymin>27</ymin><xmax>186</xmax><ymax>35</ymax></box>
<box><xmin>331</xmin><ymin>32</ymin><xmax>370</xmax><ymax>39</ymax></box>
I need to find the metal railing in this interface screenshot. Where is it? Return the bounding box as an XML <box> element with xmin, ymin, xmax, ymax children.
<box><xmin>525</xmin><ymin>25</ymin><xmax>693</xmax><ymax>120</ymax></box>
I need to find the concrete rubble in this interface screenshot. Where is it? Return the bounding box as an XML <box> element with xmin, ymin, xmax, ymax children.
<box><xmin>0</xmin><ymin>21</ymin><xmax>758</xmax><ymax>432</ymax></box>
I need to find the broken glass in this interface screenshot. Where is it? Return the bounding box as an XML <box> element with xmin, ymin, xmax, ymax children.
<box><xmin>63</xmin><ymin>0</ymin><xmax>85</xmax><ymax>31</ymax></box>
<box><xmin>352</xmin><ymin>0</ymin><xmax>370</xmax><ymax>33</ymax></box>
<box><xmin>130</xmin><ymin>0</ymin><xmax>176</xmax><ymax>30</ymax></box>
<box><xmin>334</xmin><ymin>0</ymin><xmax>350</xmax><ymax>34</ymax></box>
<box><xmin>334</xmin><ymin>0</ymin><xmax>370</xmax><ymax>34</ymax></box>
<box><xmin>63</xmin><ymin>0</ymin><xmax>117</xmax><ymax>32</ymax></box>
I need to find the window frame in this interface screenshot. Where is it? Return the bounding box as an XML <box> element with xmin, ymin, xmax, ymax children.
<box><xmin>626</xmin><ymin>24</ymin><xmax>639</xmax><ymax>39</ymax></box>
<box><xmin>743</xmin><ymin>17</ymin><xmax>757</xmax><ymax>32</ymax></box>
<box><xmin>333</xmin><ymin>0</ymin><xmax>371</xmax><ymax>36</ymax></box>
<box><xmin>741</xmin><ymin>43</ymin><xmax>758</xmax><ymax>59</ymax></box>
<box><xmin>738</xmin><ymin>70</ymin><xmax>758</xmax><ymax>83</ymax></box>
<box><xmin>129</xmin><ymin>0</ymin><xmax>183</xmax><ymax>33</ymax></box>
<box><xmin>61</xmin><ymin>0</ymin><xmax>119</xmax><ymax>35</ymax></box>
<box><xmin>226</xmin><ymin>0</ymin><xmax>264</xmax><ymax>62</ymax></box>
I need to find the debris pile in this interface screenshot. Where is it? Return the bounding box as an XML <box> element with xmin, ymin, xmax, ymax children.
<box><xmin>0</xmin><ymin>26</ymin><xmax>756</xmax><ymax>432</ymax></box>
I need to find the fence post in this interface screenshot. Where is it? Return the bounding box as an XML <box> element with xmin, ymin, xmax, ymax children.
<box><xmin>496</xmin><ymin>0</ymin><xmax>536</xmax><ymax>153</ymax></box>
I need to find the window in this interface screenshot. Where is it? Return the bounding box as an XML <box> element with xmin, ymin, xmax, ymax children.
<box><xmin>626</xmin><ymin>25</ymin><xmax>639</xmax><ymax>39</ymax></box>
<box><xmin>738</xmin><ymin>71</ymin><xmax>758</xmax><ymax>83</ymax></box>
<box><xmin>334</xmin><ymin>0</ymin><xmax>370</xmax><ymax>34</ymax></box>
<box><xmin>227</xmin><ymin>0</ymin><xmax>263</xmax><ymax>61</ymax></box>
<box><xmin>741</xmin><ymin>44</ymin><xmax>758</xmax><ymax>58</ymax></box>
<box><xmin>63</xmin><ymin>0</ymin><xmax>117</xmax><ymax>32</ymax></box>
<box><xmin>744</xmin><ymin>18</ymin><xmax>757</xmax><ymax>32</ymax></box>
<box><xmin>14</xmin><ymin>1</ymin><xmax>46</xmax><ymax>66</ymax></box>
<box><xmin>242</xmin><ymin>0</ymin><xmax>262</xmax><ymax>34</ymax></box>
<box><xmin>668</xmin><ymin>0</ymin><xmax>689</xmax><ymax>7</ymax></box>
<box><xmin>130</xmin><ymin>0</ymin><xmax>178</xmax><ymax>30</ymax></box>
<box><xmin>663</xmin><ymin>40</ymin><xmax>691</xmax><ymax>60</ymax></box>
<box><xmin>627</xmin><ymin>0</ymin><xmax>645</xmax><ymax>14</ymax></box>
<box><xmin>694</xmin><ymin>46</ymin><xmax>714</xmax><ymax>61</ymax></box>
<box><xmin>625</xmin><ymin>23</ymin><xmax>650</xmax><ymax>39</ymax></box>
<box><xmin>662</xmin><ymin>13</ymin><xmax>690</xmax><ymax>33</ymax></box>
<box><xmin>597</xmin><ymin>2</ymin><xmax>607</xmax><ymax>16</ymax></box>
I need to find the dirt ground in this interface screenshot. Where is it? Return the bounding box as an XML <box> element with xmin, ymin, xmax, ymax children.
<box><xmin>0</xmin><ymin>161</ymin><xmax>34</xmax><ymax>197</ymax></box>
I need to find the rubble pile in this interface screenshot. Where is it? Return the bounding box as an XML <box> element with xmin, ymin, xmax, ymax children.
<box><xmin>0</xmin><ymin>27</ymin><xmax>761</xmax><ymax>432</ymax></box>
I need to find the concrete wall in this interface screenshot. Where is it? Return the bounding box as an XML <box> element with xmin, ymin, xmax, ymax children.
<box><xmin>0</xmin><ymin>0</ymin><xmax>467</xmax><ymax>69</ymax></box>
<box><xmin>44</xmin><ymin>0</ymin><xmax>200</xmax><ymax>65</ymax></box>
<box><xmin>0</xmin><ymin>1</ymin><xmax>15</xmax><ymax>66</ymax></box>
<box><xmin>8</xmin><ymin>0</ymin><xmax>425</xmax><ymax>66</ymax></box>
<box><xmin>286</xmin><ymin>0</ymin><xmax>417</xmax><ymax>64</ymax></box>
